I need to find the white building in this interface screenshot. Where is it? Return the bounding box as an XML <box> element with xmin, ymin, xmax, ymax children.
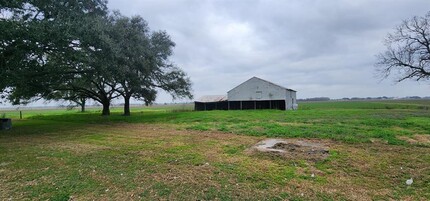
<box><xmin>195</xmin><ymin>77</ymin><xmax>297</xmax><ymax>111</ymax></box>
<box><xmin>228</xmin><ymin>77</ymin><xmax>297</xmax><ymax>110</ymax></box>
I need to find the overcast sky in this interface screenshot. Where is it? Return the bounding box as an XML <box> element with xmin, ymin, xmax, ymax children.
<box><xmin>3</xmin><ymin>1</ymin><xmax>429</xmax><ymax>108</ymax></box>
<box><xmin>105</xmin><ymin>0</ymin><xmax>430</xmax><ymax>102</ymax></box>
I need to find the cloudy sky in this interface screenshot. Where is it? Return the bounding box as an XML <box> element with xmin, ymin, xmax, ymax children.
<box><xmin>110</xmin><ymin>0</ymin><xmax>430</xmax><ymax>102</ymax></box>
<box><xmin>2</xmin><ymin>0</ymin><xmax>429</xmax><ymax>109</ymax></box>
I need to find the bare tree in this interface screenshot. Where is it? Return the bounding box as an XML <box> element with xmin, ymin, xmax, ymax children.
<box><xmin>376</xmin><ymin>11</ymin><xmax>430</xmax><ymax>82</ymax></box>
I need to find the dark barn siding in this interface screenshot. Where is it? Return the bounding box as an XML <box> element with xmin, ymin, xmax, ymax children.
<box><xmin>195</xmin><ymin>101</ymin><xmax>228</xmax><ymax>111</ymax></box>
<box><xmin>195</xmin><ymin>100</ymin><xmax>286</xmax><ymax>111</ymax></box>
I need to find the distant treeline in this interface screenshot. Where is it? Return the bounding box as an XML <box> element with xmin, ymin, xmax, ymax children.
<box><xmin>298</xmin><ymin>96</ymin><xmax>430</xmax><ymax>102</ymax></box>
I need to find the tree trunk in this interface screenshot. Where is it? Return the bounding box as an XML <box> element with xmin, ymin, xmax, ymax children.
<box><xmin>123</xmin><ymin>95</ymin><xmax>131</xmax><ymax>116</ymax></box>
<box><xmin>102</xmin><ymin>101</ymin><xmax>110</xmax><ymax>116</ymax></box>
<box><xmin>80</xmin><ymin>98</ymin><xmax>86</xmax><ymax>112</ymax></box>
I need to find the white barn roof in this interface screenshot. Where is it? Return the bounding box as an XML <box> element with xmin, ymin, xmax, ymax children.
<box><xmin>196</xmin><ymin>95</ymin><xmax>227</xmax><ymax>102</ymax></box>
<box><xmin>228</xmin><ymin>77</ymin><xmax>296</xmax><ymax>93</ymax></box>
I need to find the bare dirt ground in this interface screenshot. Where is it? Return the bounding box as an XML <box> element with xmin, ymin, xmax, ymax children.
<box><xmin>250</xmin><ymin>138</ymin><xmax>330</xmax><ymax>162</ymax></box>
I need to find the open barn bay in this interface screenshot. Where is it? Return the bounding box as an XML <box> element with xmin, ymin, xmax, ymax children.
<box><xmin>1</xmin><ymin>100</ymin><xmax>429</xmax><ymax>200</ymax></box>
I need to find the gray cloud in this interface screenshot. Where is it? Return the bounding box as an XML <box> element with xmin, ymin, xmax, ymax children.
<box><xmin>108</xmin><ymin>0</ymin><xmax>430</xmax><ymax>102</ymax></box>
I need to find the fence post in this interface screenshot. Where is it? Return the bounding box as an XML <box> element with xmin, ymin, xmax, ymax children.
<box><xmin>20</xmin><ymin>111</ymin><xmax>22</xmax><ymax>119</ymax></box>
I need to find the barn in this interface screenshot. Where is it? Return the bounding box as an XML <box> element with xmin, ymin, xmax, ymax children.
<box><xmin>195</xmin><ymin>77</ymin><xmax>297</xmax><ymax>111</ymax></box>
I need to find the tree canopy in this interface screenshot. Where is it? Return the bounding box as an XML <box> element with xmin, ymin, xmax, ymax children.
<box><xmin>109</xmin><ymin>13</ymin><xmax>192</xmax><ymax>115</ymax></box>
<box><xmin>1</xmin><ymin>0</ymin><xmax>108</xmax><ymax>103</ymax></box>
<box><xmin>1</xmin><ymin>0</ymin><xmax>192</xmax><ymax>115</ymax></box>
<box><xmin>376</xmin><ymin>11</ymin><xmax>430</xmax><ymax>82</ymax></box>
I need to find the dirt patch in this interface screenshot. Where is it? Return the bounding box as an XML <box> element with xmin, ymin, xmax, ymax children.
<box><xmin>251</xmin><ymin>139</ymin><xmax>330</xmax><ymax>161</ymax></box>
<box><xmin>277</xmin><ymin>122</ymin><xmax>310</xmax><ymax>126</ymax></box>
<box><xmin>398</xmin><ymin>134</ymin><xmax>430</xmax><ymax>145</ymax></box>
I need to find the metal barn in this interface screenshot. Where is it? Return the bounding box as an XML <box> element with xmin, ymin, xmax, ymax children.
<box><xmin>195</xmin><ymin>77</ymin><xmax>297</xmax><ymax>111</ymax></box>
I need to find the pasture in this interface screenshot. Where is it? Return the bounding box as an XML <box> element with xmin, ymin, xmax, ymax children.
<box><xmin>0</xmin><ymin>100</ymin><xmax>429</xmax><ymax>200</ymax></box>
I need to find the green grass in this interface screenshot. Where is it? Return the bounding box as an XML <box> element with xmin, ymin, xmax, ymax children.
<box><xmin>4</xmin><ymin>100</ymin><xmax>428</xmax><ymax>144</ymax></box>
<box><xmin>0</xmin><ymin>100</ymin><xmax>429</xmax><ymax>200</ymax></box>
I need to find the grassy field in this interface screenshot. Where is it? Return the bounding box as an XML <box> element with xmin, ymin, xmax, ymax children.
<box><xmin>0</xmin><ymin>100</ymin><xmax>429</xmax><ymax>200</ymax></box>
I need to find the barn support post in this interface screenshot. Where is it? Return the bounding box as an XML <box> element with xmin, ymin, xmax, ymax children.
<box><xmin>228</xmin><ymin>101</ymin><xmax>230</xmax><ymax>110</ymax></box>
<box><xmin>204</xmin><ymin>103</ymin><xmax>206</xmax><ymax>111</ymax></box>
<box><xmin>240</xmin><ymin>101</ymin><xmax>242</xmax><ymax>110</ymax></box>
<box><xmin>284</xmin><ymin>100</ymin><xmax>287</xmax><ymax>110</ymax></box>
<box><xmin>269</xmin><ymin>100</ymin><xmax>272</xmax><ymax>109</ymax></box>
<box><xmin>254</xmin><ymin>101</ymin><xmax>256</xmax><ymax>109</ymax></box>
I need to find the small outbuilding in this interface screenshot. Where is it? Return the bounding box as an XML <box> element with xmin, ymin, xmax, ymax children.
<box><xmin>195</xmin><ymin>77</ymin><xmax>297</xmax><ymax>111</ymax></box>
<box><xmin>194</xmin><ymin>95</ymin><xmax>227</xmax><ymax>111</ymax></box>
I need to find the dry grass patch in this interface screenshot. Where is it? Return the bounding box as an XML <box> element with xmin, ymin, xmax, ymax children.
<box><xmin>53</xmin><ymin>143</ymin><xmax>110</xmax><ymax>154</ymax></box>
<box><xmin>398</xmin><ymin>134</ymin><xmax>430</xmax><ymax>145</ymax></box>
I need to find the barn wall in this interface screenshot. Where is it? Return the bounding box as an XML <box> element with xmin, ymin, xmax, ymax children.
<box><xmin>284</xmin><ymin>91</ymin><xmax>298</xmax><ymax>110</ymax></box>
<box><xmin>292</xmin><ymin>91</ymin><xmax>297</xmax><ymax>106</ymax></box>
<box><xmin>195</xmin><ymin>101</ymin><xmax>228</xmax><ymax>111</ymax></box>
<box><xmin>197</xmin><ymin>77</ymin><xmax>297</xmax><ymax>111</ymax></box>
<box><xmin>227</xmin><ymin>77</ymin><xmax>286</xmax><ymax>101</ymax></box>
<box><xmin>194</xmin><ymin>100</ymin><xmax>286</xmax><ymax>111</ymax></box>
<box><xmin>286</xmin><ymin>91</ymin><xmax>292</xmax><ymax>110</ymax></box>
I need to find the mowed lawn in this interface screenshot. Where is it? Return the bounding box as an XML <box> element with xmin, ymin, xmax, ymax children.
<box><xmin>0</xmin><ymin>100</ymin><xmax>429</xmax><ymax>200</ymax></box>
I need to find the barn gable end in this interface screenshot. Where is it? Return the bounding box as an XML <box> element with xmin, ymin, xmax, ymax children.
<box><xmin>228</xmin><ymin>77</ymin><xmax>291</xmax><ymax>101</ymax></box>
<box><xmin>195</xmin><ymin>77</ymin><xmax>297</xmax><ymax>111</ymax></box>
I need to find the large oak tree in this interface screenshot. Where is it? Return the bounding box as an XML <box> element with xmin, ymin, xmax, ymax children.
<box><xmin>1</xmin><ymin>1</ymin><xmax>192</xmax><ymax>115</ymax></box>
<box><xmin>109</xmin><ymin>14</ymin><xmax>192</xmax><ymax>116</ymax></box>
<box><xmin>0</xmin><ymin>0</ymin><xmax>110</xmax><ymax>106</ymax></box>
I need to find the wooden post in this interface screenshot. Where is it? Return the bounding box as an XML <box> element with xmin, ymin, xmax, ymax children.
<box><xmin>269</xmin><ymin>100</ymin><xmax>272</xmax><ymax>109</ymax></box>
<box><xmin>285</xmin><ymin>100</ymin><xmax>287</xmax><ymax>110</ymax></box>
<box><xmin>254</xmin><ymin>101</ymin><xmax>256</xmax><ymax>109</ymax></box>
<box><xmin>20</xmin><ymin>111</ymin><xmax>22</xmax><ymax>119</ymax></box>
<box><xmin>240</xmin><ymin>101</ymin><xmax>242</xmax><ymax>110</ymax></box>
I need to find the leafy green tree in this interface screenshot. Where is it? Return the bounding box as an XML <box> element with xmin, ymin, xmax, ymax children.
<box><xmin>50</xmin><ymin>90</ymin><xmax>87</xmax><ymax>112</ymax></box>
<box><xmin>109</xmin><ymin>14</ymin><xmax>192</xmax><ymax>116</ymax></box>
<box><xmin>1</xmin><ymin>1</ymin><xmax>192</xmax><ymax>116</ymax></box>
<box><xmin>0</xmin><ymin>0</ymin><xmax>121</xmax><ymax>115</ymax></box>
<box><xmin>0</xmin><ymin>0</ymin><xmax>108</xmax><ymax>101</ymax></box>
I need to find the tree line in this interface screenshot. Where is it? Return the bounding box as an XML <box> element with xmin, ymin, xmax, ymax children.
<box><xmin>0</xmin><ymin>0</ymin><xmax>192</xmax><ymax>116</ymax></box>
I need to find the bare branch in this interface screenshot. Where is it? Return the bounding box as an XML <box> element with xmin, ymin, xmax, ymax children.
<box><xmin>376</xmin><ymin>11</ymin><xmax>430</xmax><ymax>83</ymax></box>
